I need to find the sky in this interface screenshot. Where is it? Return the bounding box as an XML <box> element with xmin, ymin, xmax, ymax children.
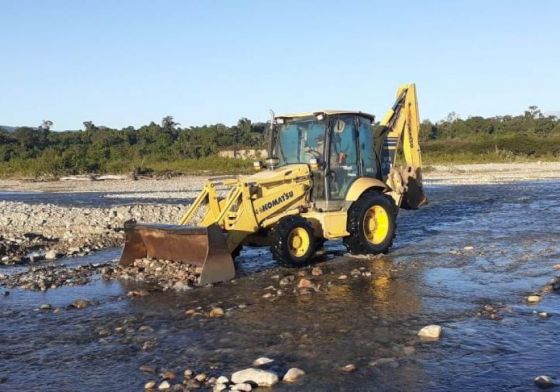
<box><xmin>1</xmin><ymin>0</ymin><xmax>559</xmax><ymax>130</ymax></box>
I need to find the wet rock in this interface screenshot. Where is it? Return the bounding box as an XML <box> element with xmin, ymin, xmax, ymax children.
<box><xmin>216</xmin><ymin>376</ymin><xmax>229</xmax><ymax>384</ymax></box>
<box><xmin>145</xmin><ymin>380</ymin><xmax>157</xmax><ymax>390</ymax></box>
<box><xmin>340</xmin><ymin>364</ymin><xmax>357</xmax><ymax>373</ymax></box>
<box><xmin>338</xmin><ymin>274</ymin><xmax>348</xmax><ymax>280</ymax></box>
<box><xmin>45</xmin><ymin>250</ymin><xmax>58</xmax><ymax>260</ymax></box>
<box><xmin>538</xmin><ymin>312</ymin><xmax>550</xmax><ymax>319</ymax></box>
<box><xmin>297</xmin><ymin>278</ymin><xmax>313</xmax><ymax>289</ymax></box>
<box><xmin>527</xmin><ymin>295</ymin><xmax>541</xmax><ymax>304</ymax></box>
<box><xmin>350</xmin><ymin>269</ymin><xmax>361</xmax><ymax>277</ymax></box>
<box><xmin>214</xmin><ymin>384</ymin><xmax>228</xmax><ymax>392</ymax></box>
<box><xmin>231</xmin><ymin>368</ymin><xmax>279</xmax><ymax>387</ymax></box>
<box><xmin>140</xmin><ymin>365</ymin><xmax>156</xmax><ymax>373</ymax></box>
<box><xmin>40</xmin><ymin>303</ymin><xmax>52</xmax><ymax>310</ymax></box>
<box><xmin>183</xmin><ymin>369</ymin><xmax>194</xmax><ymax>379</ymax></box>
<box><xmin>231</xmin><ymin>383</ymin><xmax>252</xmax><ymax>391</ymax></box>
<box><xmin>71</xmin><ymin>299</ymin><xmax>91</xmax><ymax>309</ymax></box>
<box><xmin>209</xmin><ymin>307</ymin><xmax>225</xmax><ymax>318</ymax></box>
<box><xmin>283</xmin><ymin>368</ymin><xmax>305</xmax><ymax>383</ymax></box>
<box><xmin>158</xmin><ymin>380</ymin><xmax>171</xmax><ymax>390</ymax></box>
<box><xmin>311</xmin><ymin>267</ymin><xmax>323</xmax><ymax>276</ymax></box>
<box><xmin>194</xmin><ymin>373</ymin><xmax>207</xmax><ymax>382</ymax></box>
<box><xmin>278</xmin><ymin>275</ymin><xmax>295</xmax><ymax>286</ymax></box>
<box><xmin>104</xmin><ymin>257</ymin><xmax>199</xmax><ymax>290</ymax></box>
<box><xmin>417</xmin><ymin>324</ymin><xmax>442</xmax><ymax>340</ymax></box>
<box><xmin>162</xmin><ymin>371</ymin><xmax>176</xmax><ymax>380</ymax></box>
<box><xmin>253</xmin><ymin>357</ymin><xmax>274</xmax><ymax>366</ymax></box>
<box><xmin>463</xmin><ymin>246</ymin><xmax>474</xmax><ymax>251</ymax></box>
<box><xmin>534</xmin><ymin>375</ymin><xmax>555</xmax><ymax>388</ymax></box>
<box><xmin>262</xmin><ymin>292</ymin><xmax>273</xmax><ymax>299</ymax></box>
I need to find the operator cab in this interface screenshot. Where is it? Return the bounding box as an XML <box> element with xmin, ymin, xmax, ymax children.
<box><xmin>271</xmin><ymin>111</ymin><xmax>378</xmax><ymax>210</ymax></box>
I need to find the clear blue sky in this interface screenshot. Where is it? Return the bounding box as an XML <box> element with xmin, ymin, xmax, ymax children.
<box><xmin>1</xmin><ymin>0</ymin><xmax>559</xmax><ymax>130</ymax></box>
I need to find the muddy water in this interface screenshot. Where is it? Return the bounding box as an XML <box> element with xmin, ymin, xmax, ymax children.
<box><xmin>1</xmin><ymin>182</ymin><xmax>560</xmax><ymax>391</ymax></box>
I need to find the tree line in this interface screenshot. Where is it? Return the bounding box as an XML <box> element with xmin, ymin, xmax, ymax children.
<box><xmin>0</xmin><ymin>107</ymin><xmax>559</xmax><ymax>177</ymax></box>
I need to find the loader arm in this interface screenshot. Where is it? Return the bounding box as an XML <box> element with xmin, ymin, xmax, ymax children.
<box><xmin>378</xmin><ymin>83</ymin><xmax>427</xmax><ymax>209</ymax></box>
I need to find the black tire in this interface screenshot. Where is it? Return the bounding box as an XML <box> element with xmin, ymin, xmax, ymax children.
<box><xmin>343</xmin><ymin>190</ymin><xmax>397</xmax><ymax>255</ymax></box>
<box><xmin>270</xmin><ymin>216</ymin><xmax>316</xmax><ymax>267</ymax></box>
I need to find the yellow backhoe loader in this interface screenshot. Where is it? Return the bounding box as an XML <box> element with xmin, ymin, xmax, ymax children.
<box><xmin>120</xmin><ymin>84</ymin><xmax>427</xmax><ymax>284</ymax></box>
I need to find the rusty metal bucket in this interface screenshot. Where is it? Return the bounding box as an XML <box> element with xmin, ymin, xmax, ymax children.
<box><xmin>119</xmin><ymin>221</ymin><xmax>235</xmax><ymax>285</ymax></box>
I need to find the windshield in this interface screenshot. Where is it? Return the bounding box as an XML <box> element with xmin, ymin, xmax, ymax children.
<box><xmin>275</xmin><ymin>118</ymin><xmax>327</xmax><ymax>166</ymax></box>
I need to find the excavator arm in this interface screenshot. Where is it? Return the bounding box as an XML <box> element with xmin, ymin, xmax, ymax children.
<box><xmin>378</xmin><ymin>84</ymin><xmax>427</xmax><ymax>209</ymax></box>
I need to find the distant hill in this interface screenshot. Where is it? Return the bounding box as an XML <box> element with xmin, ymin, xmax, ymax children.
<box><xmin>0</xmin><ymin>125</ymin><xmax>17</xmax><ymax>132</ymax></box>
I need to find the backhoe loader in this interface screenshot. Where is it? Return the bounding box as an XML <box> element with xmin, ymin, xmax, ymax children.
<box><xmin>120</xmin><ymin>84</ymin><xmax>427</xmax><ymax>284</ymax></box>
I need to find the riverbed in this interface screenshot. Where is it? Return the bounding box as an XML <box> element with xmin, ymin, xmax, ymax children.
<box><xmin>1</xmin><ymin>181</ymin><xmax>560</xmax><ymax>391</ymax></box>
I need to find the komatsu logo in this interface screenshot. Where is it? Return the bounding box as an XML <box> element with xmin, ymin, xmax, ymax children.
<box><xmin>258</xmin><ymin>191</ymin><xmax>294</xmax><ymax>214</ymax></box>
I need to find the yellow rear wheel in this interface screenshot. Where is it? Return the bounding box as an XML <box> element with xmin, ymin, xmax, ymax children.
<box><xmin>343</xmin><ymin>191</ymin><xmax>396</xmax><ymax>255</ymax></box>
<box><xmin>363</xmin><ymin>205</ymin><xmax>390</xmax><ymax>245</ymax></box>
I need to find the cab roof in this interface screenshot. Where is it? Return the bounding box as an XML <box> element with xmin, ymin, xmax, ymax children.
<box><xmin>275</xmin><ymin>110</ymin><xmax>375</xmax><ymax>121</ymax></box>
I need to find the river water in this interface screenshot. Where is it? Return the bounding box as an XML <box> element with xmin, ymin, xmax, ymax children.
<box><xmin>1</xmin><ymin>182</ymin><xmax>560</xmax><ymax>391</ymax></box>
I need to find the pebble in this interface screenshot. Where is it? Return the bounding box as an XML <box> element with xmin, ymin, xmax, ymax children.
<box><xmin>253</xmin><ymin>357</ymin><xmax>274</xmax><ymax>366</ymax></box>
<box><xmin>340</xmin><ymin>364</ymin><xmax>357</xmax><ymax>373</ymax></box>
<box><xmin>214</xmin><ymin>384</ymin><xmax>228</xmax><ymax>392</ymax></box>
<box><xmin>144</xmin><ymin>380</ymin><xmax>157</xmax><ymax>390</ymax></box>
<box><xmin>231</xmin><ymin>368</ymin><xmax>279</xmax><ymax>387</ymax></box>
<box><xmin>538</xmin><ymin>312</ymin><xmax>550</xmax><ymax>319</ymax></box>
<box><xmin>278</xmin><ymin>275</ymin><xmax>295</xmax><ymax>286</ymax></box>
<box><xmin>527</xmin><ymin>295</ymin><xmax>541</xmax><ymax>303</ymax></box>
<box><xmin>534</xmin><ymin>375</ymin><xmax>555</xmax><ymax>388</ymax></box>
<box><xmin>139</xmin><ymin>365</ymin><xmax>156</xmax><ymax>373</ymax></box>
<box><xmin>216</xmin><ymin>376</ymin><xmax>229</xmax><ymax>384</ymax></box>
<box><xmin>45</xmin><ymin>250</ymin><xmax>58</xmax><ymax>260</ymax></box>
<box><xmin>71</xmin><ymin>299</ymin><xmax>91</xmax><ymax>309</ymax></box>
<box><xmin>209</xmin><ymin>307</ymin><xmax>225</xmax><ymax>318</ymax></box>
<box><xmin>311</xmin><ymin>267</ymin><xmax>323</xmax><ymax>276</ymax></box>
<box><xmin>158</xmin><ymin>380</ymin><xmax>170</xmax><ymax>390</ymax></box>
<box><xmin>40</xmin><ymin>303</ymin><xmax>52</xmax><ymax>310</ymax></box>
<box><xmin>183</xmin><ymin>369</ymin><xmax>193</xmax><ymax>378</ymax></box>
<box><xmin>417</xmin><ymin>324</ymin><xmax>442</xmax><ymax>340</ymax></box>
<box><xmin>194</xmin><ymin>373</ymin><xmax>207</xmax><ymax>382</ymax></box>
<box><xmin>283</xmin><ymin>368</ymin><xmax>305</xmax><ymax>383</ymax></box>
<box><xmin>463</xmin><ymin>246</ymin><xmax>474</xmax><ymax>251</ymax></box>
<box><xmin>231</xmin><ymin>383</ymin><xmax>252</xmax><ymax>391</ymax></box>
<box><xmin>161</xmin><ymin>371</ymin><xmax>175</xmax><ymax>380</ymax></box>
<box><xmin>297</xmin><ymin>278</ymin><xmax>313</xmax><ymax>289</ymax></box>
<box><xmin>338</xmin><ymin>274</ymin><xmax>348</xmax><ymax>280</ymax></box>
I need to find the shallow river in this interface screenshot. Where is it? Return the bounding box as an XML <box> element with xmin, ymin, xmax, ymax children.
<box><xmin>1</xmin><ymin>182</ymin><xmax>560</xmax><ymax>391</ymax></box>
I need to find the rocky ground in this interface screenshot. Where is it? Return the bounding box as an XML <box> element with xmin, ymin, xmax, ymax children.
<box><xmin>0</xmin><ymin>201</ymin><xmax>184</xmax><ymax>265</ymax></box>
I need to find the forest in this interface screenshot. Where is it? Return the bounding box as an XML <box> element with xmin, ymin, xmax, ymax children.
<box><xmin>1</xmin><ymin>107</ymin><xmax>559</xmax><ymax>178</ymax></box>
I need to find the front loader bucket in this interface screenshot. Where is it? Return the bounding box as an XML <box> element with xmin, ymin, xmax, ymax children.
<box><xmin>119</xmin><ymin>221</ymin><xmax>235</xmax><ymax>285</ymax></box>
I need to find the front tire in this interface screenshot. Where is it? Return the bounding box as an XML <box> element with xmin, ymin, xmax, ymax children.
<box><xmin>343</xmin><ymin>190</ymin><xmax>397</xmax><ymax>255</ymax></box>
<box><xmin>270</xmin><ymin>216</ymin><xmax>316</xmax><ymax>267</ymax></box>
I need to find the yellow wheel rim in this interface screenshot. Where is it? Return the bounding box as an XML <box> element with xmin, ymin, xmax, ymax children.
<box><xmin>363</xmin><ymin>205</ymin><xmax>390</xmax><ymax>245</ymax></box>
<box><xmin>288</xmin><ymin>227</ymin><xmax>310</xmax><ymax>258</ymax></box>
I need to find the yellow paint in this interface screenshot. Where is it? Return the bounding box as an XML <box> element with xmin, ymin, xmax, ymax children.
<box><xmin>302</xmin><ymin>210</ymin><xmax>349</xmax><ymax>239</ymax></box>
<box><xmin>288</xmin><ymin>227</ymin><xmax>310</xmax><ymax>257</ymax></box>
<box><xmin>345</xmin><ymin>177</ymin><xmax>388</xmax><ymax>201</ymax></box>
<box><xmin>363</xmin><ymin>205</ymin><xmax>389</xmax><ymax>244</ymax></box>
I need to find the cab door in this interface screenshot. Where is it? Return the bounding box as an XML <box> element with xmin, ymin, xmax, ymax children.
<box><xmin>327</xmin><ymin>116</ymin><xmax>360</xmax><ymax>201</ymax></box>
